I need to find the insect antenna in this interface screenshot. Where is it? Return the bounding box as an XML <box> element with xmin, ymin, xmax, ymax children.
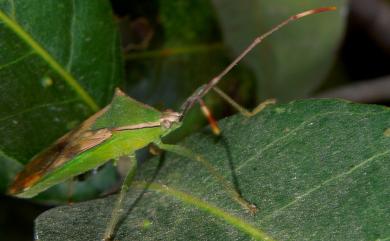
<box><xmin>179</xmin><ymin>6</ymin><xmax>337</xmax><ymax>119</ymax></box>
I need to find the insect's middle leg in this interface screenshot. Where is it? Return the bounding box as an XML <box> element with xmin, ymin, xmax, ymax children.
<box><xmin>155</xmin><ymin>142</ymin><xmax>257</xmax><ymax>214</ymax></box>
<box><xmin>213</xmin><ymin>86</ymin><xmax>276</xmax><ymax>117</ymax></box>
<box><xmin>103</xmin><ymin>153</ymin><xmax>138</xmax><ymax>241</ymax></box>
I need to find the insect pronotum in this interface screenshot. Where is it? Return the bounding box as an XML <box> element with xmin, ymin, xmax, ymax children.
<box><xmin>7</xmin><ymin>7</ymin><xmax>336</xmax><ymax>241</ymax></box>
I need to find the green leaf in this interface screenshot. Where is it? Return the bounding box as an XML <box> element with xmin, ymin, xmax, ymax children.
<box><xmin>35</xmin><ymin>99</ymin><xmax>390</xmax><ymax>240</ymax></box>
<box><xmin>0</xmin><ymin>151</ymin><xmax>23</xmax><ymax>192</ymax></box>
<box><xmin>0</xmin><ymin>0</ymin><xmax>122</xmax><ymax>197</ymax></box>
<box><xmin>211</xmin><ymin>0</ymin><xmax>348</xmax><ymax>101</ymax></box>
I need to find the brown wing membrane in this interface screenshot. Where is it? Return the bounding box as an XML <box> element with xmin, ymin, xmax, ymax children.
<box><xmin>8</xmin><ymin>106</ymin><xmax>112</xmax><ymax>195</ymax></box>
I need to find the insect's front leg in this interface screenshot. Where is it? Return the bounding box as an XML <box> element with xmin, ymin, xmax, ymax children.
<box><xmin>213</xmin><ymin>86</ymin><xmax>276</xmax><ymax>117</ymax></box>
<box><xmin>103</xmin><ymin>153</ymin><xmax>138</xmax><ymax>241</ymax></box>
<box><xmin>155</xmin><ymin>142</ymin><xmax>257</xmax><ymax>214</ymax></box>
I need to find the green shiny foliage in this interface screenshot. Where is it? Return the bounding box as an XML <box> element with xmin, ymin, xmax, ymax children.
<box><xmin>35</xmin><ymin>99</ymin><xmax>390</xmax><ymax>240</ymax></box>
<box><xmin>0</xmin><ymin>0</ymin><xmax>123</xmax><ymax>198</ymax></box>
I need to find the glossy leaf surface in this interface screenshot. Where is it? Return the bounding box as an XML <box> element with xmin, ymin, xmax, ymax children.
<box><xmin>0</xmin><ymin>0</ymin><xmax>122</xmax><ymax>198</ymax></box>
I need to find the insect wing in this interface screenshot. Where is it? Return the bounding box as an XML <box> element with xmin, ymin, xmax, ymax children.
<box><xmin>8</xmin><ymin>106</ymin><xmax>111</xmax><ymax>195</ymax></box>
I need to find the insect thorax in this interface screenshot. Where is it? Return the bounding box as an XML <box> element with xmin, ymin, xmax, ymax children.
<box><xmin>160</xmin><ymin>110</ymin><xmax>181</xmax><ymax>129</ymax></box>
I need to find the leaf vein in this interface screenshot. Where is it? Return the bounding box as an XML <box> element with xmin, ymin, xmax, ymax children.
<box><xmin>261</xmin><ymin>149</ymin><xmax>390</xmax><ymax>221</ymax></box>
<box><xmin>107</xmin><ymin>30</ymin><xmax>118</xmax><ymax>96</ymax></box>
<box><xmin>65</xmin><ymin>0</ymin><xmax>76</xmax><ymax>71</ymax></box>
<box><xmin>0</xmin><ymin>10</ymin><xmax>99</xmax><ymax>111</ymax></box>
<box><xmin>0</xmin><ymin>98</ymin><xmax>79</xmax><ymax>123</ymax></box>
<box><xmin>9</xmin><ymin>0</ymin><xmax>15</xmax><ymax>19</ymax></box>
<box><xmin>0</xmin><ymin>149</ymin><xmax>21</xmax><ymax>166</ymax></box>
<box><xmin>376</xmin><ymin>236</ymin><xmax>390</xmax><ymax>241</ymax></box>
<box><xmin>133</xmin><ymin>181</ymin><xmax>276</xmax><ymax>241</ymax></box>
<box><xmin>235</xmin><ymin>110</ymin><xmax>388</xmax><ymax>172</ymax></box>
<box><xmin>0</xmin><ymin>51</ymin><xmax>34</xmax><ymax>70</ymax></box>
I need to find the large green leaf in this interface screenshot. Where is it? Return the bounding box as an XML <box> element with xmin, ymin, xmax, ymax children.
<box><xmin>211</xmin><ymin>0</ymin><xmax>347</xmax><ymax>101</ymax></box>
<box><xmin>35</xmin><ymin>99</ymin><xmax>390</xmax><ymax>240</ymax></box>
<box><xmin>0</xmin><ymin>0</ymin><xmax>122</xmax><ymax>196</ymax></box>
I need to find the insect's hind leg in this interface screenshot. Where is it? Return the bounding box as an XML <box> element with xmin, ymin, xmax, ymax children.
<box><xmin>213</xmin><ymin>86</ymin><xmax>276</xmax><ymax>117</ymax></box>
<box><xmin>156</xmin><ymin>142</ymin><xmax>257</xmax><ymax>214</ymax></box>
<box><xmin>103</xmin><ymin>153</ymin><xmax>138</xmax><ymax>241</ymax></box>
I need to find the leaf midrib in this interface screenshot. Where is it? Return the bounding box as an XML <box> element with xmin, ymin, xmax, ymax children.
<box><xmin>0</xmin><ymin>9</ymin><xmax>99</xmax><ymax>111</ymax></box>
<box><xmin>133</xmin><ymin>181</ymin><xmax>275</xmax><ymax>241</ymax></box>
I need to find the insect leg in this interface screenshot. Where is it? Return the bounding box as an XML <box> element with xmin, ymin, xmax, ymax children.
<box><xmin>213</xmin><ymin>86</ymin><xmax>276</xmax><ymax>117</ymax></box>
<box><xmin>103</xmin><ymin>153</ymin><xmax>138</xmax><ymax>241</ymax></box>
<box><xmin>155</xmin><ymin>142</ymin><xmax>257</xmax><ymax>214</ymax></box>
<box><xmin>66</xmin><ymin>178</ymin><xmax>76</xmax><ymax>204</ymax></box>
<box><xmin>180</xmin><ymin>7</ymin><xmax>336</xmax><ymax>117</ymax></box>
